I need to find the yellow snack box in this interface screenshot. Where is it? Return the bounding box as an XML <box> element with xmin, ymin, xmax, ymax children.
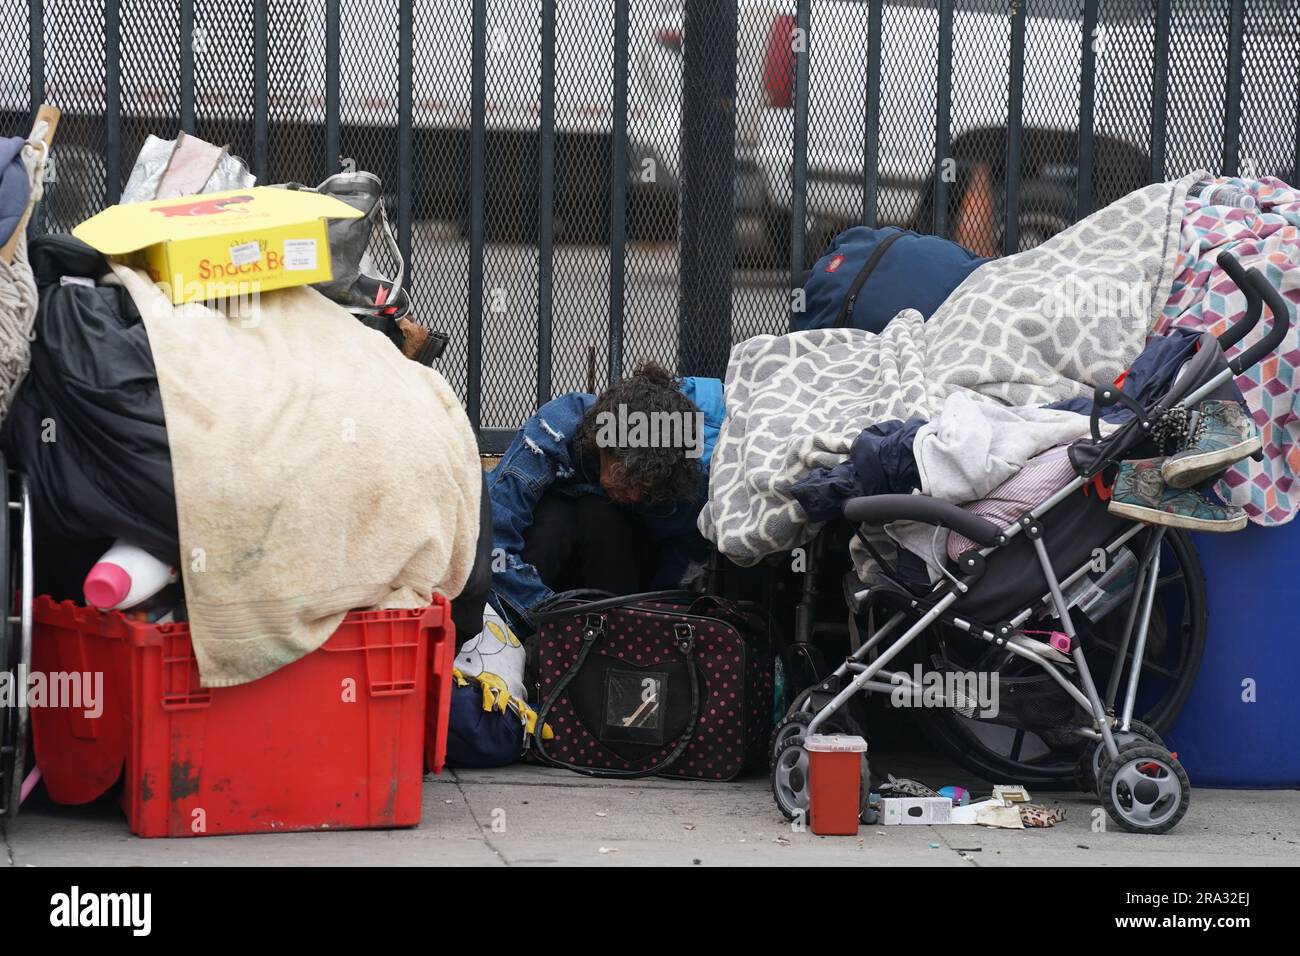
<box><xmin>73</xmin><ymin>186</ymin><xmax>363</xmax><ymax>305</ymax></box>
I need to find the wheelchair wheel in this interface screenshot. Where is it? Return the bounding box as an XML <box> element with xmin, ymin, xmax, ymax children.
<box><xmin>0</xmin><ymin>466</ymin><xmax>33</xmax><ymax>819</ymax></box>
<box><xmin>914</xmin><ymin>528</ymin><xmax>1206</xmax><ymax>789</ymax></box>
<box><xmin>768</xmin><ymin>702</ymin><xmax>862</xmax><ymax>771</ymax></box>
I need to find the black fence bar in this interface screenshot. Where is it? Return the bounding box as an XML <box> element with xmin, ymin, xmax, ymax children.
<box><xmin>679</xmin><ymin>0</ymin><xmax>737</xmax><ymax>379</ymax></box>
<box><xmin>28</xmin><ymin>0</ymin><xmax>42</xmax><ymax>117</ymax></box>
<box><xmin>536</xmin><ymin>0</ymin><xmax>557</xmax><ymax>407</ymax></box>
<box><xmin>789</xmin><ymin>0</ymin><xmax>811</xmax><ymax>303</ymax></box>
<box><xmin>253</xmin><ymin>0</ymin><xmax>269</xmax><ymax>182</ymax></box>
<box><xmin>397</xmin><ymin>0</ymin><xmax>413</xmax><ymax>287</ymax></box>
<box><xmin>466</xmin><ymin>0</ymin><xmax>487</xmax><ymax>430</ymax></box>
<box><xmin>607</xmin><ymin>0</ymin><xmax>630</xmax><ymax>386</ymax></box>
<box><xmin>179</xmin><ymin>0</ymin><xmax>194</xmax><ymax>132</ymax></box>
<box><xmin>104</xmin><ymin>0</ymin><xmax>121</xmax><ymax>204</ymax></box>
<box><xmin>1222</xmin><ymin>0</ymin><xmax>1245</xmax><ymax>176</ymax></box>
<box><xmin>933</xmin><ymin>0</ymin><xmax>954</xmax><ymax>238</ymax></box>
<box><xmin>1076</xmin><ymin>0</ymin><xmax>1098</xmax><ymax>218</ymax></box>
<box><xmin>325</xmin><ymin>0</ymin><xmax>340</xmax><ymax>172</ymax></box>
<box><xmin>1148</xmin><ymin>0</ymin><xmax>1171</xmax><ymax>183</ymax></box>
<box><xmin>477</xmin><ymin>428</ymin><xmax>516</xmax><ymax>456</ymax></box>
<box><xmin>27</xmin><ymin>0</ymin><xmax>41</xmax><ymax>234</ymax></box>
<box><xmin>861</xmin><ymin>0</ymin><xmax>883</xmax><ymax>228</ymax></box>
<box><xmin>1002</xmin><ymin>0</ymin><xmax>1026</xmax><ymax>256</ymax></box>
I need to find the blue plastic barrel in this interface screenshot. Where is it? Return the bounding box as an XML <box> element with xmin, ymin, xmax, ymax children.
<box><xmin>1164</xmin><ymin>524</ymin><xmax>1300</xmax><ymax>787</ymax></box>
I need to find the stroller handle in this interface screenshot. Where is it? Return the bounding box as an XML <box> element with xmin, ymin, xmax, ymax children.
<box><xmin>1229</xmin><ymin>269</ymin><xmax>1293</xmax><ymax>374</ymax></box>
<box><xmin>1214</xmin><ymin>252</ymin><xmax>1262</xmax><ymax>351</ymax></box>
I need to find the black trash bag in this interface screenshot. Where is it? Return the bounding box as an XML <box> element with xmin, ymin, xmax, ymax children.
<box><xmin>1</xmin><ymin>235</ymin><xmax>179</xmax><ymax>599</ymax></box>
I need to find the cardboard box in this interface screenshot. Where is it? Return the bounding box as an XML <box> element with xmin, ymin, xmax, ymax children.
<box><xmin>73</xmin><ymin>186</ymin><xmax>362</xmax><ymax>305</ymax></box>
<box><xmin>880</xmin><ymin>797</ymin><xmax>953</xmax><ymax>825</ymax></box>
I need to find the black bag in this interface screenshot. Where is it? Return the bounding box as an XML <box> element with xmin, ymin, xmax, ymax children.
<box><xmin>2</xmin><ymin>236</ymin><xmax>179</xmax><ymax>599</ymax></box>
<box><xmin>528</xmin><ymin>590</ymin><xmax>774</xmax><ymax>780</ymax></box>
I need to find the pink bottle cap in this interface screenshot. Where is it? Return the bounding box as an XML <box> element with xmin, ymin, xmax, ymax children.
<box><xmin>84</xmin><ymin>562</ymin><xmax>131</xmax><ymax>609</ymax></box>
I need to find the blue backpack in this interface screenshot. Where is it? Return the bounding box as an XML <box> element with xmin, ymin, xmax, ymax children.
<box><xmin>796</xmin><ymin>226</ymin><xmax>990</xmax><ymax>334</ymax></box>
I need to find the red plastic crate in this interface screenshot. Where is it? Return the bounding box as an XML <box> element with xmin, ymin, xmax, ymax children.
<box><xmin>31</xmin><ymin>595</ymin><xmax>454</xmax><ymax>838</ymax></box>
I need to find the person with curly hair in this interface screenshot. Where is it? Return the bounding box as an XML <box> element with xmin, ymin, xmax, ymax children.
<box><xmin>471</xmin><ymin>361</ymin><xmax>725</xmax><ymax>637</ymax></box>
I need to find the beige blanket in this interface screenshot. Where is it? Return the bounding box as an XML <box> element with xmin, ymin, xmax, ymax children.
<box><xmin>112</xmin><ymin>265</ymin><xmax>481</xmax><ymax>687</ymax></box>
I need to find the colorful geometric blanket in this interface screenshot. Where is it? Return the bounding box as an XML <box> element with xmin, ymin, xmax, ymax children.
<box><xmin>1153</xmin><ymin>176</ymin><xmax>1300</xmax><ymax>525</ymax></box>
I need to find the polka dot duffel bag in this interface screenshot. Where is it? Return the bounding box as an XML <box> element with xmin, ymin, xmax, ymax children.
<box><xmin>528</xmin><ymin>589</ymin><xmax>775</xmax><ymax>780</ymax></box>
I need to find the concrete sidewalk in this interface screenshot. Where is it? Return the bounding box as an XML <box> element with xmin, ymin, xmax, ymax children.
<box><xmin>4</xmin><ymin>755</ymin><xmax>1298</xmax><ymax>866</ymax></box>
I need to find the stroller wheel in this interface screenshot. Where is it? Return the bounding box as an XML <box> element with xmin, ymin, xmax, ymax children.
<box><xmin>1099</xmin><ymin>743</ymin><xmax>1190</xmax><ymax>835</ymax></box>
<box><xmin>768</xmin><ymin>706</ymin><xmax>862</xmax><ymax>771</ymax></box>
<box><xmin>1074</xmin><ymin>720</ymin><xmax>1164</xmax><ymax>795</ymax></box>
<box><xmin>770</xmin><ymin>734</ymin><xmax>870</xmax><ymax>824</ymax></box>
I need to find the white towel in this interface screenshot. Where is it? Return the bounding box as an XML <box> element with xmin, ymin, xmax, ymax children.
<box><xmin>112</xmin><ymin>264</ymin><xmax>481</xmax><ymax>687</ymax></box>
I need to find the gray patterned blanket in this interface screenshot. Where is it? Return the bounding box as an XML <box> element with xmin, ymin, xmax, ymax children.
<box><xmin>699</xmin><ymin>174</ymin><xmax>1197</xmax><ymax>564</ymax></box>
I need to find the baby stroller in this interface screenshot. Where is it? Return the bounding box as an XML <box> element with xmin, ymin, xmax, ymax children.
<box><xmin>770</xmin><ymin>254</ymin><xmax>1292</xmax><ymax>834</ymax></box>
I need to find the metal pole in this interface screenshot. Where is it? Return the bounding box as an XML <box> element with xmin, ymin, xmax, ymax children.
<box><xmin>27</xmin><ymin>0</ymin><xmax>42</xmax><ymax>235</ymax></box>
<box><xmin>180</xmin><ymin>0</ymin><xmax>195</xmax><ymax>133</ymax></box>
<box><xmin>398</xmin><ymin>0</ymin><xmax>413</xmax><ymax>289</ymax></box>
<box><xmin>467</xmin><ymin>0</ymin><xmax>487</xmax><ymax>429</ymax></box>
<box><xmin>1148</xmin><ymin>0</ymin><xmax>1172</xmax><ymax>183</ymax></box>
<box><xmin>861</xmin><ymin>0</ymin><xmax>883</xmax><ymax>227</ymax></box>
<box><xmin>537</xmin><ymin>0</ymin><xmax>557</xmax><ymax>406</ymax></box>
<box><xmin>1121</xmin><ymin>535</ymin><xmax>1164</xmax><ymax>730</ymax></box>
<box><xmin>1076</xmin><ymin>0</ymin><xmax>1099</xmax><ymax>218</ymax></box>
<box><xmin>933</xmin><ymin>0</ymin><xmax>954</xmax><ymax>237</ymax></box>
<box><xmin>1294</xmin><ymin>42</ymin><xmax>1300</xmax><ymax>186</ymax></box>
<box><xmin>789</xmin><ymin>0</ymin><xmax>811</xmax><ymax>311</ymax></box>
<box><xmin>608</xmin><ymin>0</ymin><xmax>630</xmax><ymax>385</ymax></box>
<box><xmin>28</xmin><ymin>0</ymin><xmax>42</xmax><ymax>118</ymax></box>
<box><xmin>1002</xmin><ymin>0</ymin><xmax>1027</xmax><ymax>255</ymax></box>
<box><xmin>1221</xmin><ymin>0</ymin><xmax>1245</xmax><ymax>176</ymax></box>
<box><xmin>678</xmin><ymin>0</ymin><xmax>737</xmax><ymax>378</ymax></box>
<box><xmin>325</xmin><ymin>0</ymin><xmax>340</xmax><ymax>172</ymax></box>
<box><xmin>253</xmin><ymin>0</ymin><xmax>269</xmax><ymax>182</ymax></box>
<box><xmin>105</xmin><ymin>0</ymin><xmax>121</xmax><ymax>203</ymax></box>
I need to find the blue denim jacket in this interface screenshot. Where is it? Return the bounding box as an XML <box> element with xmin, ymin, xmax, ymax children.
<box><xmin>487</xmin><ymin>377</ymin><xmax>725</xmax><ymax>633</ymax></box>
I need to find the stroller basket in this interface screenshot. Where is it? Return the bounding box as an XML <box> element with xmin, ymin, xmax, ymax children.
<box><xmin>932</xmin><ymin>655</ymin><xmax>1087</xmax><ymax>732</ymax></box>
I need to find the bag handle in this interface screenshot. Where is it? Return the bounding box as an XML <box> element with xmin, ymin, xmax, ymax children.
<box><xmin>530</xmin><ymin>588</ymin><xmax>699</xmax><ymax>624</ymax></box>
<box><xmin>533</xmin><ymin>612</ymin><xmax>702</xmax><ymax>779</ymax></box>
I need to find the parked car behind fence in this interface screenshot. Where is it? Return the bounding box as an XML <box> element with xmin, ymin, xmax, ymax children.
<box><xmin>3</xmin><ymin>0</ymin><xmax>1297</xmax><ymax>435</ymax></box>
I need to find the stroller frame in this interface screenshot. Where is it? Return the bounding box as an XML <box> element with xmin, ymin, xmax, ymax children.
<box><xmin>773</xmin><ymin>255</ymin><xmax>1292</xmax><ymax>835</ymax></box>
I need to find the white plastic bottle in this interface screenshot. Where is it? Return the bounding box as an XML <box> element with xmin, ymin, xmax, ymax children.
<box><xmin>83</xmin><ymin>541</ymin><xmax>180</xmax><ymax>610</ymax></box>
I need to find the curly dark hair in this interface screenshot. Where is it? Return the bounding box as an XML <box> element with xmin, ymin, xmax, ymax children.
<box><xmin>576</xmin><ymin>361</ymin><xmax>704</xmax><ymax>504</ymax></box>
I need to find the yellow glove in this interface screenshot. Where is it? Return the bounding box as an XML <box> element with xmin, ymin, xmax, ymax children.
<box><xmin>452</xmin><ymin>667</ymin><xmax>554</xmax><ymax>740</ymax></box>
<box><xmin>519</xmin><ymin>700</ymin><xmax>555</xmax><ymax>740</ymax></box>
<box><xmin>475</xmin><ymin>672</ymin><xmax>512</xmax><ymax>714</ymax></box>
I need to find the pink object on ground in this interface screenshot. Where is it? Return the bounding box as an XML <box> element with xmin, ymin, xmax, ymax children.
<box><xmin>83</xmin><ymin>562</ymin><xmax>132</xmax><ymax>609</ymax></box>
<box><xmin>19</xmin><ymin>766</ymin><xmax>41</xmax><ymax>805</ymax></box>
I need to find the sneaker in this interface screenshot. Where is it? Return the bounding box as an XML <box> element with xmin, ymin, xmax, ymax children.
<box><xmin>1160</xmin><ymin>400</ymin><xmax>1261</xmax><ymax>489</ymax></box>
<box><xmin>1108</xmin><ymin>457</ymin><xmax>1247</xmax><ymax>533</ymax></box>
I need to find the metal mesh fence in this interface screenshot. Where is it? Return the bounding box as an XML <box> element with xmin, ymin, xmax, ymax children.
<box><xmin>8</xmin><ymin>0</ymin><xmax>1299</xmax><ymax>442</ymax></box>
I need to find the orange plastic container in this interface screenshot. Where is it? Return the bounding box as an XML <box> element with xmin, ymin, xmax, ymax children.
<box><xmin>806</xmin><ymin>734</ymin><xmax>868</xmax><ymax>836</ymax></box>
<box><xmin>31</xmin><ymin>595</ymin><xmax>454</xmax><ymax>838</ymax></box>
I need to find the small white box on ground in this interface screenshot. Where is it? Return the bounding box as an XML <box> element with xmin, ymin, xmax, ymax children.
<box><xmin>881</xmin><ymin>797</ymin><xmax>952</xmax><ymax>825</ymax></box>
